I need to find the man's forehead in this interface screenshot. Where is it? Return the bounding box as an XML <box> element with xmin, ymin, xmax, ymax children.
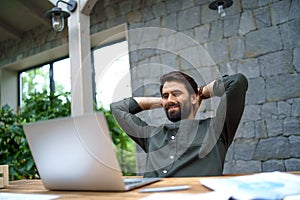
<box><xmin>162</xmin><ymin>81</ymin><xmax>186</xmax><ymax>92</ymax></box>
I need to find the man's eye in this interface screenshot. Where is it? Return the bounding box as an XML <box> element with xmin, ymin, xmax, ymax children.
<box><xmin>173</xmin><ymin>92</ymin><xmax>180</xmax><ymax>97</ymax></box>
<box><xmin>162</xmin><ymin>94</ymin><xmax>168</xmax><ymax>99</ymax></box>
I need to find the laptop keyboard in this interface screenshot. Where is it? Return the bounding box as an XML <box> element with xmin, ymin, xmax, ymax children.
<box><xmin>124</xmin><ymin>179</ymin><xmax>143</xmax><ymax>185</ymax></box>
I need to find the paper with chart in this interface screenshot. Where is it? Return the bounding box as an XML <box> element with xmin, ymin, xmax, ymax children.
<box><xmin>200</xmin><ymin>171</ymin><xmax>300</xmax><ymax>200</ymax></box>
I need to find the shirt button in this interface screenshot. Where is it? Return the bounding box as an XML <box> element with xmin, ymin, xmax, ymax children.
<box><xmin>170</xmin><ymin>155</ymin><xmax>174</xmax><ymax>159</ymax></box>
<box><xmin>163</xmin><ymin>170</ymin><xmax>167</xmax><ymax>174</ymax></box>
<box><xmin>171</xmin><ymin>136</ymin><xmax>175</xmax><ymax>140</ymax></box>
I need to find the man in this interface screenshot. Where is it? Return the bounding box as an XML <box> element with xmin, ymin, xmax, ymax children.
<box><xmin>110</xmin><ymin>71</ymin><xmax>248</xmax><ymax>177</ymax></box>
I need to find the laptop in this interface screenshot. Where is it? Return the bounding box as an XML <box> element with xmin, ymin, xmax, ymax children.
<box><xmin>23</xmin><ymin>112</ymin><xmax>160</xmax><ymax>191</ymax></box>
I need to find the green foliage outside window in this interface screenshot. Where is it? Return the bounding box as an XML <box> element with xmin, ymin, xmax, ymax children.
<box><xmin>97</xmin><ymin>106</ymin><xmax>136</xmax><ymax>176</ymax></box>
<box><xmin>21</xmin><ymin>91</ymin><xmax>71</xmax><ymax>123</ymax></box>
<box><xmin>20</xmin><ymin>65</ymin><xmax>50</xmax><ymax>106</ymax></box>
<box><xmin>0</xmin><ymin>91</ymin><xmax>136</xmax><ymax>180</ymax></box>
<box><xmin>0</xmin><ymin>105</ymin><xmax>36</xmax><ymax>180</ymax></box>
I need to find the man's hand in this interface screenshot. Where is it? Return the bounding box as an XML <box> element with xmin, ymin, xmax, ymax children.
<box><xmin>198</xmin><ymin>80</ymin><xmax>216</xmax><ymax>101</ymax></box>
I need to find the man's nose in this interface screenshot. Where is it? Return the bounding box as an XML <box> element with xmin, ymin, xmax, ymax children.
<box><xmin>168</xmin><ymin>94</ymin><xmax>176</xmax><ymax>102</ymax></box>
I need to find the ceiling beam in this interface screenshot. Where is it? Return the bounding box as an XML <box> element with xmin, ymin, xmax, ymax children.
<box><xmin>16</xmin><ymin>0</ymin><xmax>51</xmax><ymax>27</ymax></box>
<box><xmin>80</xmin><ymin>0</ymin><xmax>97</xmax><ymax>15</ymax></box>
<box><xmin>48</xmin><ymin>0</ymin><xmax>57</xmax><ymax>6</ymax></box>
<box><xmin>0</xmin><ymin>20</ymin><xmax>22</xmax><ymax>40</ymax></box>
<box><xmin>48</xmin><ymin>0</ymin><xmax>97</xmax><ymax>15</ymax></box>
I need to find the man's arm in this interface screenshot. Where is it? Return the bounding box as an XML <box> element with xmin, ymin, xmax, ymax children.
<box><xmin>110</xmin><ymin>97</ymin><xmax>156</xmax><ymax>151</ymax></box>
<box><xmin>215</xmin><ymin>73</ymin><xmax>248</xmax><ymax>146</ymax></box>
<box><xmin>198</xmin><ymin>74</ymin><xmax>248</xmax><ymax>146</ymax></box>
<box><xmin>133</xmin><ymin>97</ymin><xmax>162</xmax><ymax>110</ymax></box>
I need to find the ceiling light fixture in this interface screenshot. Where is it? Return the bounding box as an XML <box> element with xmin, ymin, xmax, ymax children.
<box><xmin>209</xmin><ymin>0</ymin><xmax>233</xmax><ymax>18</ymax></box>
<box><xmin>45</xmin><ymin>0</ymin><xmax>77</xmax><ymax>32</ymax></box>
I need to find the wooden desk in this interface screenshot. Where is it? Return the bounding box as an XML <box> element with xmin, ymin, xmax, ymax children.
<box><xmin>1</xmin><ymin>177</ymin><xmax>210</xmax><ymax>200</ymax></box>
<box><xmin>2</xmin><ymin>172</ymin><xmax>300</xmax><ymax>200</ymax></box>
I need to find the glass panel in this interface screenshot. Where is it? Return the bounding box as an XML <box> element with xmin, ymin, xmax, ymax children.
<box><xmin>53</xmin><ymin>57</ymin><xmax>71</xmax><ymax>94</ymax></box>
<box><xmin>20</xmin><ymin>64</ymin><xmax>50</xmax><ymax>106</ymax></box>
<box><xmin>93</xmin><ymin>41</ymin><xmax>131</xmax><ymax>109</ymax></box>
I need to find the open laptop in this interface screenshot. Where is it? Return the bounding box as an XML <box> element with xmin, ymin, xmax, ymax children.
<box><xmin>23</xmin><ymin>112</ymin><xmax>160</xmax><ymax>191</ymax></box>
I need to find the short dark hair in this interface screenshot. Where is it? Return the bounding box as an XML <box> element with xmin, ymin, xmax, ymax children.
<box><xmin>159</xmin><ymin>71</ymin><xmax>198</xmax><ymax>96</ymax></box>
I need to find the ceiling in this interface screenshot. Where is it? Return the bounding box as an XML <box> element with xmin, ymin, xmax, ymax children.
<box><xmin>0</xmin><ymin>0</ymin><xmax>54</xmax><ymax>43</ymax></box>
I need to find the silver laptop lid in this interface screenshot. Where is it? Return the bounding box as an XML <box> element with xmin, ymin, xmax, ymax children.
<box><xmin>23</xmin><ymin>112</ymin><xmax>127</xmax><ymax>191</ymax></box>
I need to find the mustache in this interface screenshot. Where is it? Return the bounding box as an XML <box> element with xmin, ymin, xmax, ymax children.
<box><xmin>165</xmin><ymin>102</ymin><xmax>181</xmax><ymax>109</ymax></box>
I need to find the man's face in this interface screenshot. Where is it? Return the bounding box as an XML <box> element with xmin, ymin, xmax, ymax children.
<box><xmin>161</xmin><ymin>81</ymin><xmax>197</xmax><ymax>122</ymax></box>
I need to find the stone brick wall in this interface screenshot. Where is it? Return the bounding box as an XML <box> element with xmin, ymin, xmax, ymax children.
<box><xmin>0</xmin><ymin>25</ymin><xmax>68</xmax><ymax>68</ymax></box>
<box><xmin>0</xmin><ymin>0</ymin><xmax>299</xmax><ymax>174</ymax></box>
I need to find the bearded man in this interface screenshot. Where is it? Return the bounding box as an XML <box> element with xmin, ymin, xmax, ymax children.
<box><xmin>110</xmin><ymin>71</ymin><xmax>248</xmax><ymax>177</ymax></box>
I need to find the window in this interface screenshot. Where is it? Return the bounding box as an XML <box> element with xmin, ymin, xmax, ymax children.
<box><xmin>52</xmin><ymin>58</ymin><xmax>71</xmax><ymax>94</ymax></box>
<box><xmin>19</xmin><ymin>28</ymin><xmax>130</xmax><ymax>110</ymax></box>
<box><xmin>93</xmin><ymin>40</ymin><xmax>131</xmax><ymax>109</ymax></box>
<box><xmin>19</xmin><ymin>57</ymin><xmax>71</xmax><ymax>107</ymax></box>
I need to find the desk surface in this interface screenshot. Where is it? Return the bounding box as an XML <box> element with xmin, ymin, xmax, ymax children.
<box><xmin>1</xmin><ymin>177</ymin><xmax>212</xmax><ymax>200</ymax></box>
<box><xmin>2</xmin><ymin>172</ymin><xmax>300</xmax><ymax>200</ymax></box>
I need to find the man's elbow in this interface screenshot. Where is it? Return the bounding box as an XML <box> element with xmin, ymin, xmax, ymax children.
<box><xmin>236</xmin><ymin>73</ymin><xmax>249</xmax><ymax>92</ymax></box>
<box><xmin>110</xmin><ymin>102</ymin><xmax>117</xmax><ymax>111</ymax></box>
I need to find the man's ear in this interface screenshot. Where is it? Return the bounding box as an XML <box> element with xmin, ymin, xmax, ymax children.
<box><xmin>191</xmin><ymin>94</ymin><xmax>198</xmax><ymax>105</ymax></box>
<box><xmin>192</xmin><ymin>94</ymin><xmax>200</xmax><ymax>115</ymax></box>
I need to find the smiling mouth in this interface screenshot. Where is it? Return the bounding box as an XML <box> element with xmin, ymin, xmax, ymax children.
<box><xmin>167</xmin><ymin>105</ymin><xmax>180</xmax><ymax>112</ymax></box>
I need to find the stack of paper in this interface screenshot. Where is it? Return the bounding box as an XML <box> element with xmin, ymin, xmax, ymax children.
<box><xmin>0</xmin><ymin>193</ymin><xmax>59</xmax><ymax>200</ymax></box>
<box><xmin>200</xmin><ymin>171</ymin><xmax>300</xmax><ymax>200</ymax></box>
<box><xmin>140</xmin><ymin>191</ymin><xmax>231</xmax><ymax>200</ymax></box>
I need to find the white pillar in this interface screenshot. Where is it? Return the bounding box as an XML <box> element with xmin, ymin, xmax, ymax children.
<box><xmin>68</xmin><ymin>0</ymin><xmax>94</xmax><ymax>116</ymax></box>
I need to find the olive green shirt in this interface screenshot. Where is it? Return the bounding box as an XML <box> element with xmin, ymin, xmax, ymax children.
<box><xmin>110</xmin><ymin>74</ymin><xmax>248</xmax><ymax>177</ymax></box>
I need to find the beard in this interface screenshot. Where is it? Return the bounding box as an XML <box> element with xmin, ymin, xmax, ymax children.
<box><xmin>165</xmin><ymin>102</ymin><xmax>187</xmax><ymax>122</ymax></box>
<box><xmin>166</xmin><ymin>106</ymin><xmax>181</xmax><ymax>122</ymax></box>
